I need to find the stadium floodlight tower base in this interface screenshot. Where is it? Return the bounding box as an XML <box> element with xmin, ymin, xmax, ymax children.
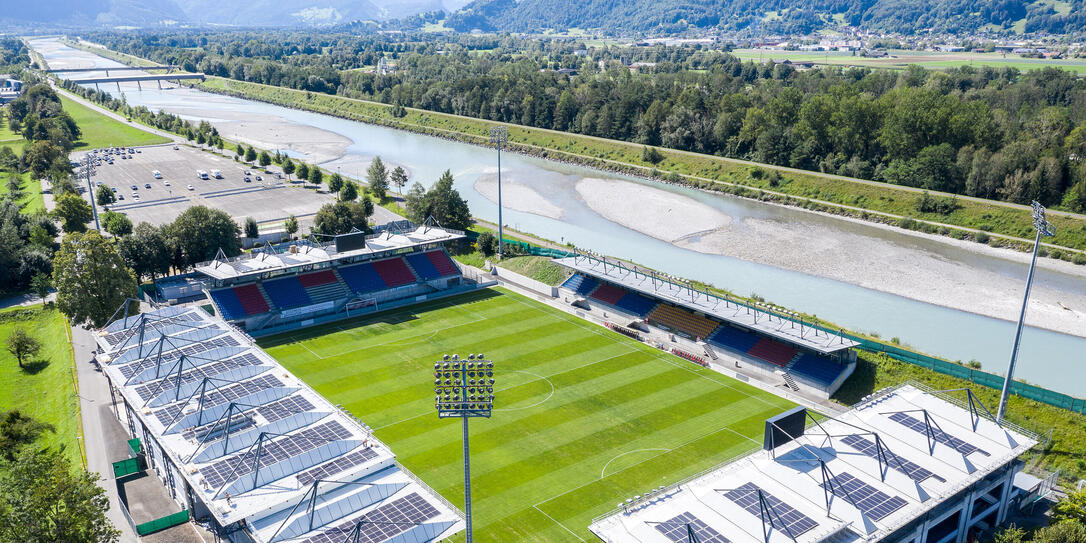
<box><xmin>997</xmin><ymin>201</ymin><xmax>1054</xmax><ymax>423</ymax></box>
<box><xmin>434</xmin><ymin>353</ymin><xmax>495</xmax><ymax>543</ymax></box>
<box><xmin>489</xmin><ymin>126</ymin><xmax>509</xmax><ymax>259</ymax></box>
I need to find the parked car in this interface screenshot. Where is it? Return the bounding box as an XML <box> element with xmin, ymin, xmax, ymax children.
<box><xmin>130</xmin><ymin>185</ymin><xmax>138</xmax><ymax>191</ymax></box>
<box><xmin>244</xmin><ymin>170</ymin><xmax>252</xmax><ymax>175</ymax></box>
<box><xmin>132</xmin><ymin>194</ymin><xmax>139</xmax><ymax>200</ymax></box>
<box><xmin>255</xmin><ymin>175</ymin><xmax>263</xmax><ymax>181</ymax></box>
<box><xmin>244</xmin><ymin>177</ymin><xmax>251</xmax><ymax>183</ymax></box>
<box><xmin>110</xmin><ymin>186</ymin><xmax>116</xmax><ymax>192</ymax></box>
<box><xmin>117</xmin><ymin>194</ymin><xmax>124</xmax><ymax>200</ymax></box>
<box><xmin>187</xmin><ymin>184</ymin><xmax>194</xmax><ymax>191</ymax></box>
<box><xmin>152</xmin><ymin>170</ymin><xmax>162</xmax><ymax>179</ymax></box>
<box><xmin>163</xmin><ymin>181</ymin><xmax>171</xmax><ymax>187</ymax></box>
<box><xmin>144</xmin><ymin>183</ymin><xmax>152</xmax><ymax>189</ymax></box>
<box><xmin>173</xmin><ymin>145</ymin><xmax>179</xmax><ymax>150</ymax></box>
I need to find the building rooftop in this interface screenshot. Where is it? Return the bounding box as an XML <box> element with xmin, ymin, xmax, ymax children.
<box><xmin>195</xmin><ymin>222</ymin><xmax>465</xmax><ymax>281</ymax></box>
<box><xmin>554</xmin><ymin>255</ymin><xmax>859</xmax><ymax>354</ymax></box>
<box><xmin>590</xmin><ymin>384</ymin><xmax>1038</xmax><ymax>543</ymax></box>
<box><xmin>95</xmin><ymin>306</ymin><xmax>463</xmax><ymax>543</ymax></box>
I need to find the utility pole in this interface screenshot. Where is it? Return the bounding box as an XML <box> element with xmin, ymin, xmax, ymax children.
<box><xmin>996</xmin><ymin>201</ymin><xmax>1054</xmax><ymax>423</ymax></box>
<box><xmin>489</xmin><ymin>126</ymin><xmax>508</xmax><ymax>259</ymax></box>
<box><xmin>81</xmin><ymin>153</ymin><xmax>101</xmax><ymax>232</ymax></box>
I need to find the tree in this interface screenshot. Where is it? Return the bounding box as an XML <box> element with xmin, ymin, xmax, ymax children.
<box><xmin>296</xmin><ymin>162</ymin><xmax>309</xmax><ymax>182</ymax></box>
<box><xmin>328</xmin><ymin>173</ymin><xmax>344</xmax><ymax>193</ymax></box>
<box><xmin>95</xmin><ymin>185</ymin><xmax>115</xmax><ymax>206</ymax></box>
<box><xmin>312</xmin><ymin>200</ymin><xmax>373</xmax><ymax>236</ymax></box>
<box><xmin>5</xmin><ymin>328</ymin><xmax>40</xmax><ymax>369</ymax></box>
<box><xmin>284</xmin><ymin>215</ymin><xmax>298</xmax><ymax>239</ymax></box>
<box><xmin>52</xmin><ymin>230</ymin><xmax>138</xmax><ymax>327</ymax></box>
<box><xmin>404</xmin><ymin>181</ymin><xmax>427</xmax><ymax>222</ymax></box>
<box><xmin>258</xmin><ymin>151</ymin><xmax>271</xmax><ymax>168</ymax></box>
<box><xmin>116</xmin><ymin>222</ymin><xmax>172</xmax><ymax>281</ymax></box>
<box><xmin>367</xmin><ymin>156</ymin><xmax>389</xmax><ymax>201</ymax></box>
<box><xmin>28</xmin><ymin>225</ymin><xmax>54</xmax><ymax>249</ymax></box>
<box><xmin>244</xmin><ymin>216</ymin><xmax>259</xmax><ymax>239</ymax></box>
<box><xmin>1051</xmin><ymin>489</ymin><xmax>1086</xmax><ymax>525</ymax></box>
<box><xmin>309</xmin><ymin>165</ymin><xmax>323</xmax><ymax>186</ymax></box>
<box><xmin>30</xmin><ymin>273</ymin><xmax>51</xmax><ymax>306</ymax></box>
<box><xmin>642</xmin><ymin>146</ymin><xmax>664</xmax><ymax>165</ymax></box>
<box><xmin>477</xmin><ymin>230</ymin><xmax>497</xmax><ymax>256</ymax></box>
<box><xmin>0</xmin><ymin>410</ymin><xmax>54</xmax><ymax>461</ymax></box>
<box><xmin>408</xmin><ymin>170</ymin><xmax>472</xmax><ymax>230</ymax></box>
<box><xmin>283</xmin><ymin>158</ymin><xmax>295</xmax><ymax>180</ymax></box>
<box><xmin>340</xmin><ymin>181</ymin><xmax>358</xmax><ymax>202</ymax></box>
<box><xmin>235</xmin><ymin>144</ymin><xmax>244</xmax><ymax>160</ymax></box>
<box><xmin>244</xmin><ymin>146</ymin><xmax>257</xmax><ymax>163</ymax></box>
<box><xmin>1034</xmin><ymin>521</ymin><xmax>1086</xmax><ymax>543</ymax></box>
<box><xmin>992</xmin><ymin>524</ymin><xmax>1025</xmax><ymax>543</ymax></box>
<box><xmin>52</xmin><ymin>193</ymin><xmax>92</xmax><ymax>233</ymax></box>
<box><xmin>101</xmin><ymin>211</ymin><xmax>132</xmax><ymax>237</ymax></box>
<box><xmin>164</xmin><ymin>206</ymin><xmax>241</xmax><ymax>270</ymax></box>
<box><xmin>0</xmin><ymin>448</ymin><xmax>121</xmax><ymax>543</ymax></box>
<box><xmin>391</xmin><ymin>166</ymin><xmax>408</xmax><ymax>195</ymax></box>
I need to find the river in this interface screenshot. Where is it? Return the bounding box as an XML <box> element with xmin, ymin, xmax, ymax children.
<box><xmin>29</xmin><ymin>37</ymin><xmax>1085</xmax><ymax>397</ymax></box>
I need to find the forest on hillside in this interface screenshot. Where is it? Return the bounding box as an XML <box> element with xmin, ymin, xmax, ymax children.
<box><xmin>85</xmin><ymin>31</ymin><xmax>1086</xmax><ymax>212</ymax></box>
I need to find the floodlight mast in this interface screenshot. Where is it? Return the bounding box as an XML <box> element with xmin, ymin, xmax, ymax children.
<box><xmin>434</xmin><ymin>353</ymin><xmax>495</xmax><ymax>543</ymax></box>
<box><xmin>82</xmin><ymin>154</ymin><xmax>101</xmax><ymax>231</ymax></box>
<box><xmin>996</xmin><ymin>201</ymin><xmax>1054</xmax><ymax>423</ymax></box>
<box><xmin>489</xmin><ymin>126</ymin><xmax>509</xmax><ymax>259</ymax></box>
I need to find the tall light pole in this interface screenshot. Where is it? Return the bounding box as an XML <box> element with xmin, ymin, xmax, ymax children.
<box><xmin>996</xmin><ymin>201</ymin><xmax>1054</xmax><ymax>423</ymax></box>
<box><xmin>489</xmin><ymin>126</ymin><xmax>508</xmax><ymax>259</ymax></box>
<box><xmin>434</xmin><ymin>353</ymin><xmax>495</xmax><ymax>543</ymax></box>
<box><xmin>80</xmin><ymin>154</ymin><xmax>100</xmax><ymax>232</ymax></box>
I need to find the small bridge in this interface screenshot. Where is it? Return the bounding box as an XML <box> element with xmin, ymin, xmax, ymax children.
<box><xmin>70</xmin><ymin>73</ymin><xmax>206</xmax><ymax>91</ymax></box>
<box><xmin>47</xmin><ymin>65</ymin><xmax>180</xmax><ymax>75</ymax></box>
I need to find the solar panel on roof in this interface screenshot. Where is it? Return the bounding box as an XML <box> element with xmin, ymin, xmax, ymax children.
<box><xmin>653</xmin><ymin>512</ymin><xmax>731</xmax><ymax>543</ymax></box>
<box><xmin>120</xmin><ymin>335</ymin><xmax>242</xmax><ymax>379</ymax></box>
<box><xmin>200</xmin><ymin>421</ymin><xmax>352</xmax><ymax>489</ymax></box>
<box><xmin>839</xmin><ymin>435</ymin><xmax>946</xmax><ymax>484</ymax></box>
<box><xmin>822</xmin><ymin>472</ymin><xmax>908</xmax><ymax>521</ymax></box>
<box><xmin>887</xmin><ymin>412</ymin><xmax>990</xmax><ymax>457</ymax></box>
<box><xmin>135</xmin><ymin>353</ymin><xmax>264</xmax><ymax>401</ymax></box>
<box><xmin>153</xmin><ymin>374</ymin><xmax>284</xmax><ymax>427</ymax></box>
<box><xmin>256</xmin><ymin>395</ymin><xmax>316</xmax><ymax>423</ymax></box>
<box><xmin>296</xmin><ymin>447</ymin><xmax>380</xmax><ymax>486</ymax></box>
<box><xmin>302</xmin><ymin>493</ymin><xmax>441</xmax><ymax>543</ymax></box>
<box><xmin>721</xmin><ymin>482</ymin><xmax>819</xmax><ymax>536</ymax></box>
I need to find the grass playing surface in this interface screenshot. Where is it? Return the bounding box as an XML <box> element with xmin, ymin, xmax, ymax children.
<box><xmin>260</xmin><ymin>287</ymin><xmax>795</xmax><ymax>542</ymax></box>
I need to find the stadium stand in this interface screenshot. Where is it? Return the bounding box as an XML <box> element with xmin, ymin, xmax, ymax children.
<box><xmin>789</xmin><ymin>353</ymin><xmax>845</xmax><ymax>386</ymax></box>
<box><xmin>746</xmin><ymin>338</ymin><xmax>797</xmax><ymax>367</ymax></box>
<box><xmin>647</xmin><ymin>304</ymin><xmax>719</xmax><ymax>339</ymax></box>
<box><xmin>561</xmin><ymin>273</ymin><xmax>599</xmax><ymax>296</ymax></box>
<box><xmin>426</xmin><ymin>250</ymin><xmax>459</xmax><ymax>277</ymax></box>
<box><xmin>263</xmin><ymin>277</ymin><xmax>313</xmax><ymax>309</ymax></box>
<box><xmin>234</xmin><ymin>284</ymin><xmax>271</xmax><ymax>315</ymax></box>
<box><xmin>406</xmin><ymin>252</ymin><xmax>443</xmax><ymax>281</ymax></box>
<box><xmin>298</xmin><ymin>271</ymin><xmax>351</xmax><ymax>304</ymax></box>
<box><xmin>338</xmin><ymin>262</ymin><xmax>387</xmax><ymax>294</ymax></box>
<box><xmin>707</xmin><ymin>325</ymin><xmax>760</xmax><ymax>353</ymax></box>
<box><xmin>209</xmin><ymin>289</ymin><xmax>247</xmax><ymax>321</ymax></box>
<box><xmin>589</xmin><ymin>283</ymin><xmax>626</xmax><ymax>305</ymax></box>
<box><xmin>373</xmin><ymin>257</ymin><xmax>418</xmax><ymax>287</ymax></box>
<box><xmin>612</xmin><ymin>291</ymin><xmax>658</xmax><ymax>317</ymax></box>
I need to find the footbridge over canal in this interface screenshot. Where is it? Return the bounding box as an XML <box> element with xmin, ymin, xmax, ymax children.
<box><xmin>47</xmin><ymin>65</ymin><xmax>181</xmax><ymax>75</ymax></box>
<box><xmin>71</xmin><ymin>73</ymin><xmax>206</xmax><ymax>91</ymax></box>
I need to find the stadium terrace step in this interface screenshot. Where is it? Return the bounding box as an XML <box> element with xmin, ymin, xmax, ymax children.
<box><xmin>746</xmin><ymin>338</ymin><xmax>796</xmax><ymax>367</ymax></box>
<box><xmin>372</xmin><ymin>257</ymin><xmax>417</xmax><ymax>287</ymax></box>
<box><xmin>589</xmin><ymin>283</ymin><xmax>626</xmax><ymax>305</ymax></box>
<box><xmin>298</xmin><ymin>270</ymin><xmax>338</xmax><ymax>288</ymax></box>
<box><xmin>209</xmin><ymin>289</ymin><xmax>246</xmax><ymax>321</ymax></box>
<box><xmin>782</xmin><ymin>372</ymin><xmax>801</xmax><ymax>391</ymax></box>
<box><xmin>789</xmin><ymin>353</ymin><xmax>846</xmax><ymax>387</ymax></box>
<box><xmin>405</xmin><ymin>252</ymin><xmax>443</xmax><ymax>281</ymax></box>
<box><xmin>338</xmin><ymin>262</ymin><xmax>387</xmax><ymax>294</ymax></box>
<box><xmin>647</xmin><ymin>304</ymin><xmax>719</xmax><ymax>340</ymax></box>
<box><xmin>304</xmin><ymin>280</ymin><xmax>350</xmax><ymax>304</ymax></box>
<box><xmin>425</xmin><ymin>250</ymin><xmax>459</xmax><ymax>276</ymax></box>
<box><xmin>262</xmin><ymin>276</ymin><xmax>313</xmax><ymax>309</ymax></box>
<box><xmin>234</xmin><ymin>284</ymin><xmax>270</xmax><ymax>315</ymax></box>
<box><xmin>707</xmin><ymin>325</ymin><xmax>760</xmax><ymax>353</ymax></box>
<box><xmin>561</xmin><ymin>274</ymin><xmax>599</xmax><ymax>296</ymax></box>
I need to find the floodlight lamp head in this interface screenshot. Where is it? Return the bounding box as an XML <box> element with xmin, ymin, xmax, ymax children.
<box><xmin>452</xmin><ymin>354</ymin><xmax>459</xmax><ymax>360</ymax></box>
<box><xmin>443</xmin><ymin>354</ymin><xmax>450</xmax><ymax>361</ymax></box>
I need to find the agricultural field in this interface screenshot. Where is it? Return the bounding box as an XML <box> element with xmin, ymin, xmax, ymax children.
<box><xmin>729</xmin><ymin>48</ymin><xmax>1086</xmax><ymax>75</ymax></box>
<box><xmin>261</xmin><ymin>288</ymin><xmax>794</xmax><ymax>542</ymax></box>
<box><xmin>0</xmin><ymin>307</ymin><xmax>82</xmax><ymax>468</ymax></box>
<box><xmin>59</xmin><ymin>95</ymin><xmax>169</xmax><ymax>150</ymax></box>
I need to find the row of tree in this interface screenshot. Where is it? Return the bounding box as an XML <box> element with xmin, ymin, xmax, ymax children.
<box><xmin>84</xmin><ymin>31</ymin><xmax>1086</xmax><ymax>212</ymax></box>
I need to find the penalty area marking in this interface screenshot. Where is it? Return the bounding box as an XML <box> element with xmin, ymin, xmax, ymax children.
<box><xmin>600</xmin><ymin>448</ymin><xmax>672</xmax><ymax>479</ymax></box>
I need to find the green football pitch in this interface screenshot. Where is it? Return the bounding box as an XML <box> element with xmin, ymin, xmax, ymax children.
<box><xmin>260</xmin><ymin>287</ymin><xmax>795</xmax><ymax>542</ymax></box>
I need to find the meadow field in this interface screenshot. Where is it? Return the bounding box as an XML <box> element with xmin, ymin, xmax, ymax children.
<box><xmin>261</xmin><ymin>288</ymin><xmax>795</xmax><ymax>542</ymax></box>
<box><xmin>59</xmin><ymin>95</ymin><xmax>169</xmax><ymax>150</ymax></box>
<box><xmin>729</xmin><ymin>48</ymin><xmax>1086</xmax><ymax>75</ymax></box>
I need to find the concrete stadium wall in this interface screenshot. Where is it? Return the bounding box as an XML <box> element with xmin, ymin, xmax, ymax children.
<box><xmin>492</xmin><ymin>265</ymin><xmax>558</xmax><ymax>298</ymax></box>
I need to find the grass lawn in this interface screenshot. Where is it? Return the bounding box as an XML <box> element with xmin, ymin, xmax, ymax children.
<box><xmin>0</xmin><ymin>171</ymin><xmax>43</xmax><ymax>214</ymax></box>
<box><xmin>0</xmin><ymin>111</ymin><xmax>24</xmax><ymax>156</ymax></box>
<box><xmin>60</xmin><ymin>95</ymin><xmax>169</xmax><ymax>150</ymax></box>
<box><xmin>260</xmin><ymin>288</ymin><xmax>794</xmax><ymax>542</ymax></box>
<box><xmin>0</xmin><ymin>306</ymin><xmax>82</xmax><ymax>468</ymax></box>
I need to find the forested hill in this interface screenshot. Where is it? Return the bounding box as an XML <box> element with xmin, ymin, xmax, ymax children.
<box><xmin>445</xmin><ymin>0</ymin><xmax>1086</xmax><ymax>35</ymax></box>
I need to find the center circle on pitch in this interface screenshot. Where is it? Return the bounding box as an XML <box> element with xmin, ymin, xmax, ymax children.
<box><xmin>493</xmin><ymin>370</ymin><xmax>555</xmax><ymax>411</ymax></box>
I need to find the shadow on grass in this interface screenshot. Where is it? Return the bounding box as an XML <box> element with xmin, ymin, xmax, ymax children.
<box><xmin>831</xmin><ymin>357</ymin><xmax>876</xmax><ymax>406</ymax></box>
<box><xmin>20</xmin><ymin>358</ymin><xmax>50</xmax><ymax>375</ymax></box>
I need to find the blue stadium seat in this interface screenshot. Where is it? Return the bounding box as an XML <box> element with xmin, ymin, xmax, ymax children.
<box><xmin>262</xmin><ymin>277</ymin><xmax>313</xmax><ymax>309</ymax></box>
<box><xmin>406</xmin><ymin>252</ymin><xmax>442</xmax><ymax>281</ymax></box>
<box><xmin>561</xmin><ymin>274</ymin><xmax>599</xmax><ymax>296</ymax></box>
<box><xmin>707</xmin><ymin>326</ymin><xmax>761</xmax><ymax>353</ymax></box>
<box><xmin>789</xmin><ymin>354</ymin><xmax>844</xmax><ymax>386</ymax></box>
<box><xmin>613</xmin><ymin>292</ymin><xmax>658</xmax><ymax>317</ymax></box>
<box><xmin>210</xmin><ymin>289</ymin><xmax>247</xmax><ymax>320</ymax></box>
<box><xmin>338</xmin><ymin>263</ymin><xmax>387</xmax><ymax>294</ymax></box>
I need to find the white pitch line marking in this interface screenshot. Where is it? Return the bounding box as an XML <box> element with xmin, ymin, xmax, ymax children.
<box><xmin>600</xmin><ymin>448</ymin><xmax>672</xmax><ymax>479</ymax></box>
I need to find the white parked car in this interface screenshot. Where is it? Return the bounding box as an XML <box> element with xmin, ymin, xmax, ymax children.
<box><xmin>187</xmin><ymin>184</ymin><xmax>194</xmax><ymax>191</ymax></box>
<box><xmin>152</xmin><ymin>170</ymin><xmax>162</xmax><ymax>179</ymax></box>
<box><xmin>163</xmin><ymin>181</ymin><xmax>171</xmax><ymax>187</ymax></box>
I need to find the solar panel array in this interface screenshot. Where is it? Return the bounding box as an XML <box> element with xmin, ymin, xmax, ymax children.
<box><xmin>119</xmin><ymin>335</ymin><xmax>241</xmax><ymax>378</ymax></box>
<box><xmin>256</xmin><ymin>395</ymin><xmax>316</xmax><ymax>423</ymax></box>
<box><xmin>839</xmin><ymin>435</ymin><xmax>946</xmax><ymax>483</ymax></box>
<box><xmin>721</xmin><ymin>482</ymin><xmax>819</xmax><ymax>536</ymax></box>
<box><xmin>200</xmin><ymin>421</ymin><xmax>353</xmax><ymax>488</ymax></box>
<box><xmin>104</xmin><ymin>311</ymin><xmax>202</xmax><ymax>346</ymax></box>
<box><xmin>153</xmin><ymin>374</ymin><xmax>284</xmax><ymax>427</ymax></box>
<box><xmin>296</xmin><ymin>447</ymin><xmax>381</xmax><ymax>486</ymax></box>
<box><xmin>181</xmin><ymin>413</ymin><xmax>256</xmax><ymax>442</ymax></box>
<box><xmin>303</xmin><ymin>493</ymin><xmax>441</xmax><ymax>543</ymax></box>
<box><xmin>653</xmin><ymin>512</ymin><xmax>731</xmax><ymax>543</ymax></box>
<box><xmin>822</xmin><ymin>472</ymin><xmax>909</xmax><ymax>521</ymax></box>
<box><xmin>134</xmin><ymin>353</ymin><xmax>264</xmax><ymax>401</ymax></box>
<box><xmin>888</xmin><ymin>412</ymin><xmax>990</xmax><ymax>457</ymax></box>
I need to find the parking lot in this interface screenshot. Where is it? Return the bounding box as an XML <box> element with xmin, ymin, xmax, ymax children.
<box><xmin>76</xmin><ymin>144</ymin><xmax>336</xmax><ymax>230</ymax></box>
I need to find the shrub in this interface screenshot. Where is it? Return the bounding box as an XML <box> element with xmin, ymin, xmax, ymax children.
<box><xmin>1073</xmin><ymin>253</ymin><xmax>1086</xmax><ymax>265</ymax></box>
<box><xmin>975</xmin><ymin>231</ymin><xmax>990</xmax><ymax>244</ymax></box>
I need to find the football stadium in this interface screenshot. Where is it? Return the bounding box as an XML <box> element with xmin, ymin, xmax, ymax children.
<box><xmin>92</xmin><ymin>222</ymin><xmax>1048</xmax><ymax>543</ymax></box>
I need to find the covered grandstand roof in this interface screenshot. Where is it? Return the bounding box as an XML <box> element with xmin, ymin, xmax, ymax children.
<box><xmin>590</xmin><ymin>383</ymin><xmax>1038</xmax><ymax>543</ymax></box>
<box><xmin>196</xmin><ymin>222</ymin><xmax>465</xmax><ymax>281</ymax></box>
<box><xmin>95</xmin><ymin>306</ymin><xmax>463</xmax><ymax>543</ymax></box>
<box><xmin>554</xmin><ymin>255</ymin><xmax>859</xmax><ymax>354</ymax></box>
